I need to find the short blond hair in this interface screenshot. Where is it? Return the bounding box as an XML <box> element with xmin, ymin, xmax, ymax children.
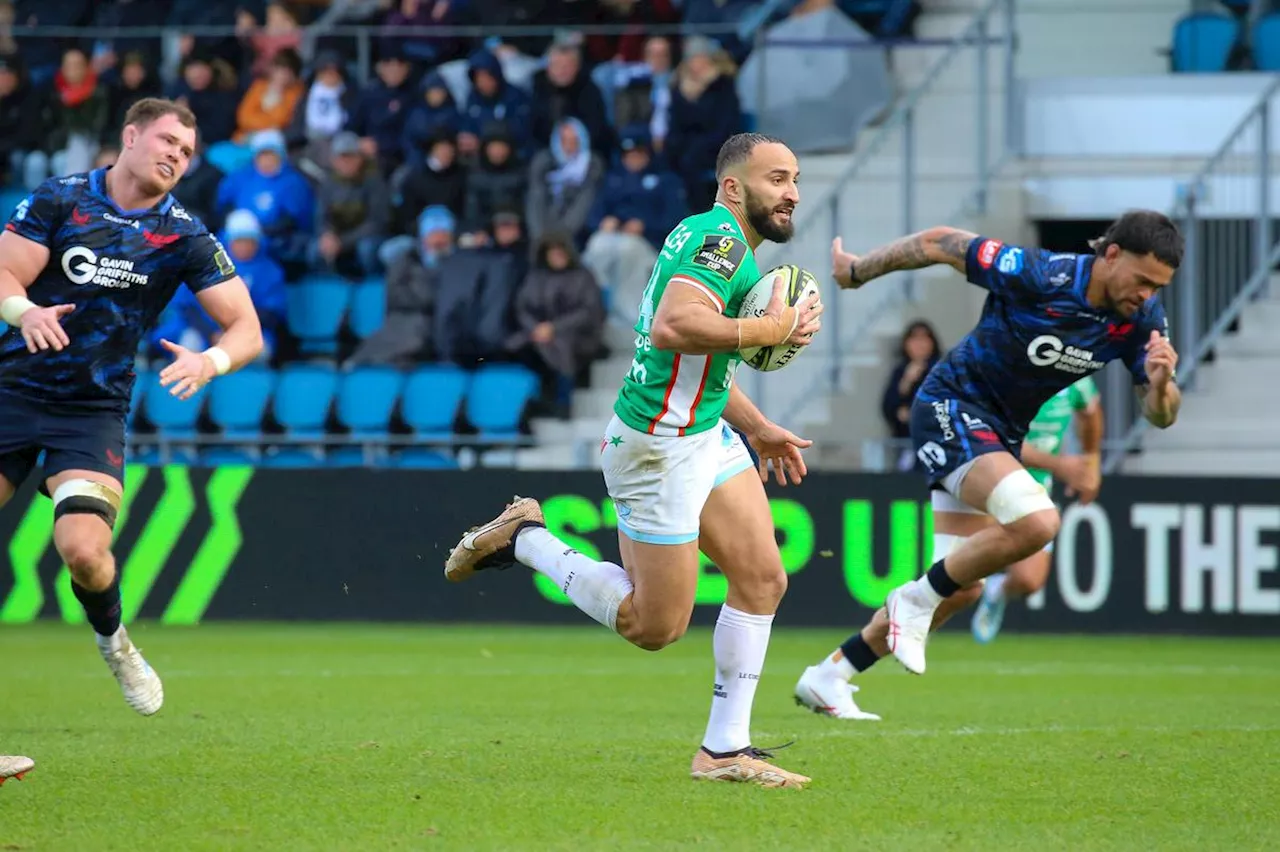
<box><xmin>123</xmin><ymin>98</ymin><xmax>197</xmax><ymax>132</ymax></box>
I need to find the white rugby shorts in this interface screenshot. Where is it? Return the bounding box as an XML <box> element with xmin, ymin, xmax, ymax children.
<box><xmin>600</xmin><ymin>414</ymin><xmax>754</xmax><ymax>545</ymax></box>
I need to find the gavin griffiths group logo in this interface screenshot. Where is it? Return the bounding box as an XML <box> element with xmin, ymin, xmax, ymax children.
<box><xmin>61</xmin><ymin>246</ymin><xmax>150</xmax><ymax>289</ymax></box>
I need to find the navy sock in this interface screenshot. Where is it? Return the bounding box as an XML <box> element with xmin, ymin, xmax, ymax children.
<box><xmin>925</xmin><ymin>559</ymin><xmax>961</xmax><ymax>598</ymax></box>
<box><xmin>72</xmin><ymin>572</ymin><xmax>122</xmax><ymax>637</ymax></box>
<box><xmin>839</xmin><ymin>633</ymin><xmax>881</xmax><ymax>673</ymax></box>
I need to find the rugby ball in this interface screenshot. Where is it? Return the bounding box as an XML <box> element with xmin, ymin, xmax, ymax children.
<box><xmin>737</xmin><ymin>265</ymin><xmax>821</xmax><ymax>372</ymax></box>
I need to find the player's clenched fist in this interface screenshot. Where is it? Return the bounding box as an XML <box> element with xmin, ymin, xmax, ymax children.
<box><xmin>1143</xmin><ymin>330</ymin><xmax>1178</xmax><ymax>386</ymax></box>
<box><xmin>158</xmin><ymin>338</ymin><xmax>217</xmax><ymax>400</ymax></box>
<box><xmin>831</xmin><ymin>237</ymin><xmax>861</xmax><ymax>290</ymax></box>
<box><xmin>19</xmin><ymin>303</ymin><xmax>75</xmax><ymax>353</ymax></box>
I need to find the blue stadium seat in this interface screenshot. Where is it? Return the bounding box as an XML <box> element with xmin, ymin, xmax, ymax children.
<box><xmin>392</xmin><ymin>448</ymin><xmax>459</xmax><ymax>469</ymax></box>
<box><xmin>143</xmin><ymin>373</ymin><xmax>203</xmax><ymax>437</ymax></box>
<box><xmin>132</xmin><ymin>445</ymin><xmax>161</xmax><ymax>466</ymax></box>
<box><xmin>208</xmin><ymin>365</ymin><xmax>275</xmax><ymax>437</ymax></box>
<box><xmin>261</xmin><ymin>447</ymin><xmax>325</xmax><ymax>468</ymax></box>
<box><xmin>287</xmin><ymin>275</ymin><xmax>350</xmax><ymax>354</ymax></box>
<box><xmin>325</xmin><ymin>446</ymin><xmax>376</xmax><ymax>467</ymax></box>
<box><xmin>272</xmin><ymin>364</ymin><xmax>339</xmax><ymax>437</ymax></box>
<box><xmin>348</xmin><ymin>277</ymin><xmax>386</xmax><ymax>339</ymax></box>
<box><xmin>1171</xmin><ymin>13</ymin><xmax>1239</xmax><ymax>72</ymax></box>
<box><xmin>1253</xmin><ymin>14</ymin><xmax>1280</xmax><ymax>70</ymax></box>
<box><xmin>401</xmin><ymin>365</ymin><xmax>469</xmax><ymax>438</ymax></box>
<box><xmin>336</xmin><ymin>366</ymin><xmax>405</xmax><ymax>435</ymax></box>
<box><xmin>465</xmin><ymin>364</ymin><xmax>539</xmax><ymax>440</ymax></box>
<box><xmin>198</xmin><ymin>447</ymin><xmax>259</xmax><ymax>467</ymax></box>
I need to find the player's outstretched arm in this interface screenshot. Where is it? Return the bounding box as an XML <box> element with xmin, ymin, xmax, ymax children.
<box><xmin>651</xmin><ymin>275</ymin><xmax>820</xmax><ymax>355</ymax></box>
<box><xmin>0</xmin><ymin>230</ymin><xmax>75</xmax><ymax>353</ymax></box>
<box><xmin>1139</xmin><ymin>330</ymin><xmax>1180</xmax><ymax>428</ymax></box>
<box><xmin>724</xmin><ymin>383</ymin><xmax>812</xmax><ymax>487</ymax></box>
<box><xmin>159</xmin><ymin>277</ymin><xmax>263</xmax><ymax>400</ymax></box>
<box><xmin>831</xmin><ymin>227</ymin><xmax>978</xmax><ymax>289</ymax></box>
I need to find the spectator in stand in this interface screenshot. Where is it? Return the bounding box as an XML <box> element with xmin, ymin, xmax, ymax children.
<box><xmin>582</xmin><ymin>0</ymin><xmax>679</xmax><ymax>65</ymax></box>
<box><xmin>310</xmin><ymin>131</ymin><xmax>389</xmax><ymax>280</ymax></box>
<box><xmin>432</xmin><ymin>211</ymin><xmax>517</xmax><ymax>366</ymax></box>
<box><xmin>168</xmin><ymin>51</ymin><xmax>239</xmax><ymax>146</ymax></box>
<box><xmin>593</xmin><ymin>35</ymin><xmax>674</xmax><ymax>149</ymax></box>
<box><xmin>347</xmin><ymin>205</ymin><xmax>456</xmax><ymax>368</ymax></box>
<box><xmin>489</xmin><ymin>208</ymin><xmax>530</xmax><ymax>287</ymax></box>
<box><xmin>246</xmin><ymin>2</ymin><xmax>304</xmax><ymax>80</ymax></box>
<box><xmin>150</xmin><ymin>209</ymin><xmax>286</xmax><ymax>365</ymax></box>
<box><xmin>460</xmin><ymin>122</ymin><xmax>528</xmax><ymax>247</ymax></box>
<box><xmin>880</xmin><ymin>319</ymin><xmax>942</xmax><ymax>471</ymax></box>
<box><xmin>582</xmin><ymin>126</ymin><xmax>686</xmax><ymax>315</ymax></box>
<box><xmin>530</xmin><ymin>41</ymin><xmax>613</xmax><ymax>159</ymax></box>
<box><xmin>287</xmin><ymin>50</ymin><xmax>355</xmax><ymax>174</ymax></box>
<box><xmin>216</xmin><ymin>129</ymin><xmax>315</xmax><ymax>275</ymax></box>
<box><xmin>171</xmin><ymin>134</ymin><xmax>225</xmax><ymax>227</ymax></box>
<box><xmin>48</xmin><ymin>47</ymin><xmax>108</xmax><ymax>177</ymax></box>
<box><xmin>103</xmin><ymin>53</ymin><xmax>161</xmax><ymax>146</ymax></box>
<box><xmin>401</xmin><ymin>70</ymin><xmax>461</xmax><ymax>168</ymax></box>
<box><xmin>11</xmin><ymin>0</ymin><xmax>90</xmax><ymax>86</ymax></box>
<box><xmin>459</xmin><ymin>48</ymin><xmax>532</xmax><ymax>159</ymax></box>
<box><xmin>667</xmin><ymin>35</ymin><xmax>743</xmax><ymax>209</ymax></box>
<box><xmin>0</xmin><ymin>54</ymin><xmax>51</xmax><ymax>191</ymax></box>
<box><xmin>384</xmin><ymin>130</ymin><xmax>466</xmax><ymax>268</ymax></box>
<box><xmin>345</xmin><ymin>45</ymin><xmax>416</xmax><ymax>176</ymax></box>
<box><xmin>165</xmin><ymin>0</ymin><xmax>250</xmax><ymax>76</ymax></box>
<box><xmin>382</xmin><ymin>0</ymin><xmax>467</xmax><ymax>67</ymax></box>
<box><xmin>505</xmin><ymin>231</ymin><xmax>605</xmax><ymax>419</ymax></box>
<box><xmin>678</xmin><ymin>0</ymin><xmax>759</xmax><ymax>60</ymax></box>
<box><xmin>94</xmin><ymin>147</ymin><xmax>119</xmax><ymax>168</ymax></box>
<box><xmin>455</xmin><ymin>0</ymin><xmax>581</xmax><ymax>60</ymax></box>
<box><xmin>234</xmin><ymin>47</ymin><xmax>305</xmax><ymax>143</ymax></box>
<box><xmin>526</xmin><ymin>117</ymin><xmax>603</xmax><ymax>246</ymax></box>
<box><xmin>87</xmin><ymin>0</ymin><xmax>167</xmax><ymax>79</ymax></box>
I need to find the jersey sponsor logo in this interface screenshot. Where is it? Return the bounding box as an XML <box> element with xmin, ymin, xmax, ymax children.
<box><xmin>70</xmin><ymin>206</ymin><xmax>91</xmax><ymax>226</ymax></box>
<box><xmin>931</xmin><ymin>400</ymin><xmax>956</xmax><ymax>441</ymax></box>
<box><xmin>12</xmin><ymin>197</ymin><xmax>29</xmax><ymax>222</ymax></box>
<box><xmin>1049</xmin><ymin>272</ymin><xmax>1071</xmax><ymax>287</ymax></box>
<box><xmin>104</xmin><ymin>212</ymin><xmax>140</xmax><ymax>229</ymax></box>
<box><xmin>1026</xmin><ymin>334</ymin><xmax>1104</xmax><ymax>374</ymax></box>
<box><xmin>995</xmin><ymin>246</ymin><xmax>1024</xmax><ymax>275</ymax></box>
<box><xmin>61</xmin><ymin>246</ymin><xmax>150</xmax><ymax>289</ymax></box>
<box><xmin>59</xmin><ymin>175</ymin><xmax>87</xmax><ymax>186</ymax></box>
<box><xmin>211</xmin><ymin>235</ymin><xmax>235</xmax><ymax>275</ymax></box>
<box><xmin>170</xmin><ymin>204</ymin><xmax>192</xmax><ymax>222</ymax></box>
<box><xmin>691</xmin><ymin>235</ymin><xmax>746</xmax><ymax>281</ymax></box>
<box><xmin>718</xmin><ymin>222</ymin><xmax>734</xmax><ymax>231</ymax></box>
<box><xmin>917</xmin><ymin>441</ymin><xmax>946</xmax><ymax>472</ymax></box>
<box><xmin>976</xmin><ymin>239</ymin><xmax>1003</xmax><ymax>269</ymax></box>
<box><xmin>1106</xmin><ymin>321</ymin><xmax>1134</xmax><ymax>340</ymax></box>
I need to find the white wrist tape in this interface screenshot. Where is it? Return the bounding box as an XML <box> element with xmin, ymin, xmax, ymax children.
<box><xmin>203</xmin><ymin>346</ymin><xmax>232</xmax><ymax>376</ymax></box>
<box><xmin>0</xmin><ymin>295</ymin><xmax>38</xmax><ymax>326</ymax></box>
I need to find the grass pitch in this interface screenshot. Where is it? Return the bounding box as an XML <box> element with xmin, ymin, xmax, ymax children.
<box><xmin>2</xmin><ymin>623</ymin><xmax>1278</xmax><ymax>851</ymax></box>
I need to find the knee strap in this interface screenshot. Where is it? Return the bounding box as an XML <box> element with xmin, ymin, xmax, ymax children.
<box><xmin>52</xmin><ymin>479</ymin><xmax>121</xmax><ymax>529</ymax></box>
<box><xmin>985</xmin><ymin>469</ymin><xmax>1055</xmax><ymax>526</ymax></box>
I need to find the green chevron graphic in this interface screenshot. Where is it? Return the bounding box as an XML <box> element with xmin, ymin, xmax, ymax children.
<box><xmin>163</xmin><ymin>466</ymin><xmax>255</xmax><ymax>625</ymax></box>
<box><xmin>1</xmin><ymin>465</ymin><xmax>253</xmax><ymax>624</ymax></box>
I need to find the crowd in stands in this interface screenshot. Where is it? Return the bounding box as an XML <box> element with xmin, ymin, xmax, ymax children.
<box><xmin>0</xmin><ymin>0</ymin><xmax>915</xmax><ymax>443</ymax></box>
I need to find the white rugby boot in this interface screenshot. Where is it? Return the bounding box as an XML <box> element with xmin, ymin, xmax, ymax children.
<box><xmin>99</xmin><ymin>627</ymin><xmax>164</xmax><ymax>716</ymax></box>
<box><xmin>794</xmin><ymin>666</ymin><xmax>882</xmax><ymax>721</ymax></box>
<box><xmin>0</xmin><ymin>756</ymin><xmax>34</xmax><ymax>785</ymax></box>
<box><xmin>885</xmin><ymin>580</ymin><xmax>940</xmax><ymax>675</ymax></box>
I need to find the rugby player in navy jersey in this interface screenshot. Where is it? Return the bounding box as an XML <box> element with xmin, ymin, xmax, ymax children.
<box><xmin>793</xmin><ymin>211</ymin><xmax>1181</xmax><ymax>714</ymax></box>
<box><xmin>0</xmin><ymin>98</ymin><xmax>263</xmax><ymax>716</ymax></box>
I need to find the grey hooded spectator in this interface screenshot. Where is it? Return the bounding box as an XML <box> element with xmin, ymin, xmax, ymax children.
<box><xmin>461</xmin><ymin>122</ymin><xmax>528</xmax><ymax>241</ymax></box>
<box><xmin>526</xmin><ymin>117</ymin><xmax>603</xmax><ymax>245</ymax></box>
<box><xmin>309</xmin><ymin>131</ymin><xmax>388</xmax><ymax>279</ymax></box>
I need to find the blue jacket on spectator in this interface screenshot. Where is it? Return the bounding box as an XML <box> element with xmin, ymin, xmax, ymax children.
<box><xmin>402</xmin><ymin>71</ymin><xmax>463</xmax><ymax>166</ymax></box>
<box><xmin>150</xmin><ymin>211</ymin><xmax>287</xmax><ymax>359</ymax></box>
<box><xmin>460</xmin><ymin>50</ymin><xmax>532</xmax><ymax>157</ymax></box>
<box><xmin>346</xmin><ymin>74</ymin><xmax>416</xmax><ymax>169</ymax></box>
<box><xmin>215</xmin><ymin>134</ymin><xmax>316</xmax><ymax>261</ymax></box>
<box><xmin>588</xmin><ymin>129</ymin><xmax>687</xmax><ymax>249</ymax></box>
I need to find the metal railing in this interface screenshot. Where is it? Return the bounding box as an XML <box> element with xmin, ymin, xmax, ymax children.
<box><xmin>1104</xmin><ymin>75</ymin><xmax>1280</xmax><ymax>472</ymax></box>
<box><xmin>748</xmin><ymin>0</ymin><xmax>1016</xmax><ymax>425</ymax></box>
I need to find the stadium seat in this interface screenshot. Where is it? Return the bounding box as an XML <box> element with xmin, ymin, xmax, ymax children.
<box><xmin>391</xmin><ymin>448</ymin><xmax>459</xmax><ymax>469</ymax></box>
<box><xmin>401</xmin><ymin>365</ymin><xmax>469</xmax><ymax>438</ymax></box>
<box><xmin>336</xmin><ymin>366</ymin><xmax>405</xmax><ymax>435</ymax></box>
<box><xmin>272</xmin><ymin>363</ymin><xmax>339</xmax><ymax>438</ymax></box>
<box><xmin>261</xmin><ymin>447</ymin><xmax>325</xmax><ymax>468</ymax></box>
<box><xmin>325</xmin><ymin>446</ymin><xmax>377</xmax><ymax>467</ymax></box>
<box><xmin>143</xmin><ymin>372</ymin><xmax>203</xmax><ymax>437</ymax></box>
<box><xmin>1171</xmin><ymin>13</ymin><xmax>1238</xmax><ymax>72</ymax></box>
<box><xmin>287</xmin><ymin>275</ymin><xmax>350</xmax><ymax>354</ymax></box>
<box><xmin>208</xmin><ymin>365</ymin><xmax>275</xmax><ymax>437</ymax></box>
<box><xmin>465</xmin><ymin>364</ymin><xmax>539</xmax><ymax>440</ymax></box>
<box><xmin>348</xmin><ymin>277</ymin><xmax>386</xmax><ymax>339</ymax></box>
<box><xmin>1253</xmin><ymin>14</ymin><xmax>1280</xmax><ymax>70</ymax></box>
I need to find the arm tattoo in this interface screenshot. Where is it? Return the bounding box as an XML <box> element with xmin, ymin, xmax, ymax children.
<box><xmin>851</xmin><ymin>228</ymin><xmax>976</xmax><ymax>284</ymax></box>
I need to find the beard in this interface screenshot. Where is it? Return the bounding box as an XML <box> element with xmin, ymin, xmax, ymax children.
<box><xmin>744</xmin><ymin>189</ymin><xmax>795</xmax><ymax>243</ymax></box>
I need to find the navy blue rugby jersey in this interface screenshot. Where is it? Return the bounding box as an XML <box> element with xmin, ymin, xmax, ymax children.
<box><xmin>917</xmin><ymin>236</ymin><xmax>1169</xmax><ymax>442</ymax></box>
<box><xmin>0</xmin><ymin>169</ymin><xmax>237</xmax><ymax>409</ymax></box>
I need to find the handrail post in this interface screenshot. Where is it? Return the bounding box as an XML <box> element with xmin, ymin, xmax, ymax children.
<box><xmin>903</xmin><ymin>106</ymin><xmax>916</xmax><ymax>300</ymax></box>
<box><xmin>1258</xmin><ymin>97</ymin><xmax>1271</xmax><ymax>298</ymax></box>
<box><xmin>1180</xmin><ymin>192</ymin><xmax>1200</xmax><ymax>385</ymax></box>
<box><xmin>975</xmin><ymin>10</ymin><xmax>989</xmax><ymax>214</ymax></box>
<box><xmin>1003</xmin><ymin>0</ymin><xmax>1017</xmax><ymax>157</ymax></box>
<box><xmin>828</xmin><ymin>193</ymin><xmax>841</xmax><ymax>392</ymax></box>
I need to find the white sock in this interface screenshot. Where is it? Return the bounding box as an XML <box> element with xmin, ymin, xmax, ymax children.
<box><xmin>702</xmin><ymin>605</ymin><xmax>774</xmax><ymax>754</ymax></box>
<box><xmin>514</xmin><ymin>527</ymin><xmax>632</xmax><ymax>632</ymax></box>
<box><xmin>816</xmin><ymin>649</ymin><xmax>856</xmax><ymax>681</ymax></box>
<box><xmin>95</xmin><ymin>625</ymin><xmax>126</xmax><ymax>654</ymax></box>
